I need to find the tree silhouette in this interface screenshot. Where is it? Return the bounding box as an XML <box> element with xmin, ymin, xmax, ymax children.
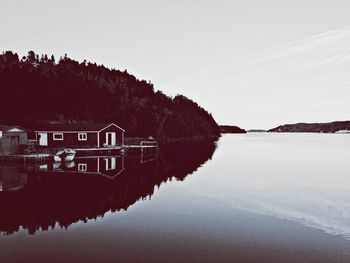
<box><xmin>0</xmin><ymin>50</ymin><xmax>220</xmax><ymax>138</ymax></box>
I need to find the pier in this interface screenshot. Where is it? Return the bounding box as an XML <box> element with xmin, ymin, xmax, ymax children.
<box><xmin>0</xmin><ymin>141</ymin><xmax>158</xmax><ymax>164</ymax></box>
<box><xmin>0</xmin><ymin>154</ymin><xmax>52</xmax><ymax>164</ymax></box>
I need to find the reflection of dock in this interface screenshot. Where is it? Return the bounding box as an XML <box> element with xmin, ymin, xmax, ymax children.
<box><xmin>141</xmin><ymin>146</ymin><xmax>159</xmax><ymax>164</ymax></box>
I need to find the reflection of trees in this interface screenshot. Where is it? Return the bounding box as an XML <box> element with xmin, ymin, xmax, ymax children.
<box><xmin>0</xmin><ymin>139</ymin><xmax>217</xmax><ymax>235</ymax></box>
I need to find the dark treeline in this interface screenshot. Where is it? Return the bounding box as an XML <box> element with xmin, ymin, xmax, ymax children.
<box><xmin>0</xmin><ymin>139</ymin><xmax>217</xmax><ymax>235</ymax></box>
<box><xmin>0</xmin><ymin>51</ymin><xmax>219</xmax><ymax>138</ymax></box>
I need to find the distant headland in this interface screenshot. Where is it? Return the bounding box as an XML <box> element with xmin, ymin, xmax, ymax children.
<box><xmin>269</xmin><ymin>121</ymin><xmax>350</xmax><ymax>133</ymax></box>
<box><xmin>219</xmin><ymin>125</ymin><xmax>246</xmax><ymax>134</ymax></box>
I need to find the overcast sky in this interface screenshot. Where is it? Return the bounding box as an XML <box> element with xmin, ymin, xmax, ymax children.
<box><xmin>1</xmin><ymin>0</ymin><xmax>350</xmax><ymax>129</ymax></box>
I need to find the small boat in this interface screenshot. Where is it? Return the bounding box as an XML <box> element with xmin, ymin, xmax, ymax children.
<box><xmin>54</xmin><ymin>149</ymin><xmax>76</xmax><ymax>162</ymax></box>
<box><xmin>53</xmin><ymin>160</ymin><xmax>76</xmax><ymax>170</ymax></box>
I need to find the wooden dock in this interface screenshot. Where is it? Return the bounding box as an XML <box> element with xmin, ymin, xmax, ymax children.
<box><xmin>74</xmin><ymin>141</ymin><xmax>158</xmax><ymax>156</ymax></box>
<box><xmin>0</xmin><ymin>154</ymin><xmax>52</xmax><ymax>164</ymax></box>
<box><xmin>0</xmin><ymin>141</ymin><xmax>158</xmax><ymax>164</ymax></box>
<box><xmin>74</xmin><ymin>147</ymin><xmax>122</xmax><ymax>157</ymax></box>
<box><xmin>125</xmin><ymin>140</ymin><xmax>158</xmax><ymax>149</ymax></box>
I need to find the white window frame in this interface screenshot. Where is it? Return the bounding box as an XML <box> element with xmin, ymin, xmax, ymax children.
<box><xmin>53</xmin><ymin>133</ymin><xmax>64</xmax><ymax>141</ymax></box>
<box><xmin>78</xmin><ymin>163</ymin><xmax>87</xmax><ymax>172</ymax></box>
<box><xmin>78</xmin><ymin>133</ymin><xmax>87</xmax><ymax>141</ymax></box>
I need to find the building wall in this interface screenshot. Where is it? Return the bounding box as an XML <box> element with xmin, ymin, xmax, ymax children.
<box><xmin>0</xmin><ymin>131</ymin><xmax>27</xmax><ymax>155</ymax></box>
<box><xmin>45</xmin><ymin>132</ymin><xmax>98</xmax><ymax>148</ymax></box>
<box><xmin>99</xmin><ymin>125</ymin><xmax>124</xmax><ymax>147</ymax></box>
<box><xmin>36</xmin><ymin>124</ymin><xmax>124</xmax><ymax>149</ymax></box>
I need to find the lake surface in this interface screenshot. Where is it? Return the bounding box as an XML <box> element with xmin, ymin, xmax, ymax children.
<box><xmin>1</xmin><ymin>134</ymin><xmax>350</xmax><ymax>263</ymax></box>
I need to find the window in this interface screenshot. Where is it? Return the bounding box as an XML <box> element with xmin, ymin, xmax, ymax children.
<box><xmin>78</xmin><ymin>133</ymin><xmax>87</xmax><ymax>141</ymax></box>
<box><xmin>53</xmin><ymin>133</ymin><xmax>64</xmax><ymax>140</ymax></box>
<box><xmin>78</xmin><ymin>163</ymin><xmax>87</xmax><ymax>172</ymax></box>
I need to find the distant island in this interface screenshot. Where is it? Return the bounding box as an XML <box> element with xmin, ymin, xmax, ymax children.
<box><xmin>247</xmin><ymin>129</ymin><xmax>267</xmax><ymax>133</ymax></box>
<box><xmin>0</xmin><ymin>51</ymin><xmax>220</xmax><ymax>139</ymax></box>
<box><xmin>269</xmin><ymin>121</ymin><xmax>350</xmax><ymax>133</ymax></box>
<box><xmin>219</xmin><ymin>125</ymin><xmax>246</xmax><ymax>134</ymax></box>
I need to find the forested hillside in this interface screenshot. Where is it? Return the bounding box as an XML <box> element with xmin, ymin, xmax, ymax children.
<box><xmin>219</xmin><ymin>125</ymin><xmax>246</xmax><ymax>133</ymax></box>
<box><xmin>0</xmin><ymin>51</ymin><xmax>219</xmax><ymax>138</ymax></box>
<box><xmin>269</xmin><ymin>121</ymin><xmax>350</xmax><ymax>133</ymax></box>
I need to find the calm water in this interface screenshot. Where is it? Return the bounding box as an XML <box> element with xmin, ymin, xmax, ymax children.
<box><xmin>1</xmin><ymin>134</ymin><xmax>350</xmax><ymax>263</ymax></box>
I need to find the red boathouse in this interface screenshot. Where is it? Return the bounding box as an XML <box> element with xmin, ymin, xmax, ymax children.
<box><xmin>33</xmin><ymin>123</ymin><xmax>124</xmax><ymax>148</ymax></box>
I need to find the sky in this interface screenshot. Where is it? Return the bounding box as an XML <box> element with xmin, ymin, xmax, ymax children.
<box><xmin>1</xmin><ymin>0</ymin><xmax>350</xmax><ymax>129</ymax></box>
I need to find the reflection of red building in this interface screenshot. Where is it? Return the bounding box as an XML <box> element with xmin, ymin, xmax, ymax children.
<box><xmin>33</xmin><ymin>123</ymin><xmax>124</xmax><ymax>148</ymax></box>
<box><xmin>0</xmin><ymin>166</ymin><xmax>28</xmax><ymax>192</ymax></box>
<box><xmin>75</xmin><ymin>157</ymin><xmax>125</xmax><ymax>179</ymax></box>
<box><xmin>39</xmin><ymin>156</ymin><xmax>125</xmax><ymax>179</ymax></box>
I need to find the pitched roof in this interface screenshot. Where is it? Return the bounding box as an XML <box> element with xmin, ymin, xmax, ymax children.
<box><xmin>0</xmin><ymin>125</ymin><xmax>25</xmax><ymax>132</ymax></box>
<box><xmin>31</xmin><ymin>123</ymin><xmax>124</xmax><ymax>132</ymax></box>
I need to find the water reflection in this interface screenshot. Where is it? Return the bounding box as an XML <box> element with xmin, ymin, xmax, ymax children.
<box><xmin>0</xmin><ymin>166</ymin><xmax>28</xmax><ymax>192</ymax></box>
<box><xmin>0</xmin><ymin>139</ymin><xmax>217</xmax><ymax>235</ymax></box>
<box><xmin>185</xmin><ymin>134</ymin><xmax>350</xmax><ymax>240</ymax></box>
<box><xmin>38</xmin><ymin>155</ymin><xmax>125</xmax><ymax>180</ymax></box>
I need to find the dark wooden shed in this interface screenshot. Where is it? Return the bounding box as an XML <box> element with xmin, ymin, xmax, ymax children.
<box><xmin>0</xmin><ymin>126</ymin><xmax>28</xmax><ymax>156</ymax></box>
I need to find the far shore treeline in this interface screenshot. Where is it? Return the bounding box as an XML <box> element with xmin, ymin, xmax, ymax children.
<box><xmin>0</xmin><ymin>51</ymin><xmax>220</xmax><ymax>139</ymax></box>
<box><xmin>269</xmin><ymin>121</ymin><xmax>350</xmax><ymax>133</ymax></box>
<box><xmin>219</xmin><ymin>125</ymin><xmax>246</xmax><ymax>134</ymax></box>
